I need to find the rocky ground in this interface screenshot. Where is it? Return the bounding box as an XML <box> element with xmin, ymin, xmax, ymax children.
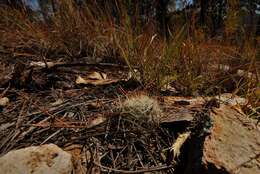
<box><xmin>0</xmin><ymin>56</ymin><xmax>259</xmax><ymax>174</ymax></box>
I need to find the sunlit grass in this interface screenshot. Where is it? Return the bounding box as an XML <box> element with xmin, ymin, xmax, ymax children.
<box><xmin>0</xmin><ymin>1</ymin><xmax>258</xmax><ymax>108</ymax></box>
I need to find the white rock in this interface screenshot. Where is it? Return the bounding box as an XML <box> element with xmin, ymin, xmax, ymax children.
<box><xmin>0</xmin><ymin>144</ymin><xmax>73</xmax><ymax>174</ymax></box>
<box><xmin>0</xmin><ymin>97</ymin><xmax>9</xmax><ymax>106</ymax></box>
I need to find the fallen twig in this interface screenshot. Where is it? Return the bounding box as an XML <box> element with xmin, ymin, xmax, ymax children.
<box><xmin>93</xmin><ymin>161</ymin><xmax>174</xmax><ymax>173</ymax></box>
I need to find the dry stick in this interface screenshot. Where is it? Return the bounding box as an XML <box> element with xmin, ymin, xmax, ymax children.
<box><xmin>93</xmin><ymin>161</ymin><xmax>174</xmax><ymax>173</ymax></box>
<box><xmin>24</xmin><ymin>111</ymin><xmax>117</xmax><ymax>129</ymax></box>
<box><xmin>145</xmin><ymin>146</ymin><xmax>159</xmax><ymax>166</ymax></box>
<box><xmin>26</xmin><ymin>99</ymin><xmax>105</xmax><ymax>118</ymax></box>
<box><xmin>10</xmin><ymin>102</ymin><xmax>58</xmax><ymax>148</ymax></box>
<box><xmin>25</xmin><ymin>101</ymin><xmax>70</xmax><ymax>117</ymax></box>
<box><xmin>0</xmin><ymin>84</ymin><xmax>10</xmax><ymax>98</ymax></box>
<box><xmin>114</xmin><ymin>145</ymin><xmax>128</xmax><ymax>165</ymax></box>
<box><xmin>19</xmin><ymin>116</ymin><xmax>51</xmax><ymax>139</ymax></box>
<box><xmin>28</xmin><ymin>61</ymin><xmax>133</xmax><ymax>70</ymax></box>
<box><xmin>132</xmin><ymin>143</ymin><xmax>145</xmax><ymax>168</ymax></box>
<box><xmin>127</xmin><ymin>144</ymin><xmax>134</xmax><ymax>169</ymax></box>
<box><xmin>0</xmin><ymin>122</ymin><xmax>15</xmax><ymax>132</ymax></box>
<box><xmin>0</xmin><ymin>129</ymin><xmax>18</xmax><ymax>152</ymax></box>
<box><xmin>50</xmin><ymin>61</ymin><xmax>136</xmax><ymax>69</ymax></box>
<box><xmin>16</xmin><ymin>100</ymin><xmax>27</xmax><ymax>128</ymax></box>
<box><xmin>110</xmin><ymin>150</ymin><xmax>116</xmax><ymax>169</ymax></box>
<box><xmin>40</xmin><ymin>129</ymin><xmax>63</xmax><ymax>145</ymax></box>
<box><xmin>40</xmin><ymin>110</ymin><xmax>75</xmax><ymax>145</ymax></box>
<box><xmin>1</xmin><ymin>102</ymin><xmax>28</xmax><ymax>152</ymax></box>
<box><xmin>0</xmin><ymin>101</ymin><xmax>24</xmax><ymax>148</ymax></box>
<box><xmin>24</xmin><ymin>91</ymin><xmax>93</xmax><ymax>118</ymax></box>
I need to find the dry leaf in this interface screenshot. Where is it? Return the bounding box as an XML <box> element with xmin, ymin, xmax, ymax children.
<box><xmin>127</xmin><ymin>69</ymin><xmax>141</xmax><ymax>81</ymax></box>
<box><xmin>75</xmin><ymin>76</ymin><xmax>87</xmax><ymax>84</ymax></box>
<box><xmin>161</xmin><ymin>84</ymin><xmax>178</xmax><ymax>93</ymax></box>
<box><xmin>87</xmin><ymin>71</ymin><xmax>107</xmax><ymax>80</ymax></box>
<box><xmin>76</xmin><ymin>72</ymin><xmax>118</xmax><ymax>86</ymax></box>
<box><xmin>87</xmin><ymin>102</ymin><xmax>101</xmax><ymax>109</ymax></box>
<box><xmin>87</xmin><ymin>115</ymin><xmax>106</xmax><ymax>128</ymax></box>
<box><xmin>51</xmin><ymin>99</ymin><xmax>63</xmax><ymax>106</ymax></box>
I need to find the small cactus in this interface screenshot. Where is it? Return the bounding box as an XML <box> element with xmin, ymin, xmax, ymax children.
<box><xmin>119</xmin><ymin>95</ymin><xmax>162</xmax><ymax>124</ymax></box>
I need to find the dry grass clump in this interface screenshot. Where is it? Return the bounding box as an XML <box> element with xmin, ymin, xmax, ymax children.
<box><xmin>0</xmin><ymin>1</ymin><xmax>258</xmax><ymax>102</ymax></box>
<box><xmin>119</xmin><ymin>95</ymin><xmax>162</xmax><ymax>124</ymax></box>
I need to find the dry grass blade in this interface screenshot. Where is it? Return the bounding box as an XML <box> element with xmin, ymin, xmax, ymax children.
<box><xmin>171</xmin><ymin>131</ymin><xmax>191</xmax><ymax>160</ymax></box>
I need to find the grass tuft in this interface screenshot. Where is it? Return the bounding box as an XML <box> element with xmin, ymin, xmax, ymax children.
<box><xmin>0</xmin><ymin>1</ymin><xmax>259</xmax><ymax>108</ymax></box>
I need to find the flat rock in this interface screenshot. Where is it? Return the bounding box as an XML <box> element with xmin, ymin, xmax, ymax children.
<box><xmin>0</xmin><ymin>144</ymin><xmax>73</xmax><ymax>174</ymax></box>
<box><xmin>161</xmin><ymin>93</ymin><xmax>247</xmax><ymax>123</ymax></box>
<box><xmin>202</xmin><ymin>105</ymin><xmax>260</xmax><ymax>174</ymax></box>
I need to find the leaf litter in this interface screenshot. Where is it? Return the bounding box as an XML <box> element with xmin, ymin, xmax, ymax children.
<box><xmin>0</xmin><ymin>58</ymin><xmax>230</xmax><ymax>173</ymax></box>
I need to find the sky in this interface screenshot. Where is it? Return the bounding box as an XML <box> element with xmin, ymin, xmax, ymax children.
<box><xmin>23</xmin><ymin>0</ymin><xmax>40</xmax><ymax>11</ymax></box>
<box><xmin>24</xmin><ymin>0</ymin><xmax>194</xmax><ymax>12</ymax></box>
<box><xmin>22</xmin><ymin>0</ymin><xmax>259</xmax><ymax>15</ymax></box>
